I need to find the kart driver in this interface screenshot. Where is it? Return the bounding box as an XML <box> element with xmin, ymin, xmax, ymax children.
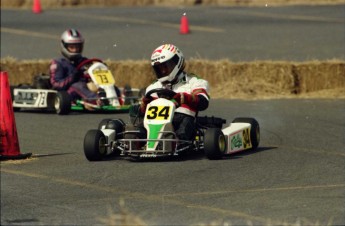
<box><xmin>49</xmin><ymin>29</ymin><xmax>109</xmax><ymax>108</ymax></box>
<box><xmin>140</xmin><ymin>44</ymin><xmax>210</xmax><ymax>147</ymax></box>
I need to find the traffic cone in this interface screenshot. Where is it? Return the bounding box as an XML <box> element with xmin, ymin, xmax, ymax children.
<box><xmin>32</xmin><ymin>0</ymin><xmax>42</xmax><ymax>14</ymax></box>
<box><xmin>180</xmin><ymin>13</ymin><xmax>190</xmax><ymax>34</ymax></box>
<box><xmin>0</xmin><ymin>71</ymin><xmax>32</xmax><ymax>160</ymax></box>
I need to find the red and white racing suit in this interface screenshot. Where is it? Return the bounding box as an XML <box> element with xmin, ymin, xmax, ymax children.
<box><xmin>145</xmin><ymin>72</ymin><xmax>210</xmax><ymax>141</ymax></box>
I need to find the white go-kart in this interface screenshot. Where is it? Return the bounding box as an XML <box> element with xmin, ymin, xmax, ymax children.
<box><xmin>83</xmin><ymin>88</ymin><xmax>260</xmax><ymax>161</ymax></box>
<box><xmin>11</xmin><ymin>58</ymin><xmax>140</xmax><ymax>115</ymax></box>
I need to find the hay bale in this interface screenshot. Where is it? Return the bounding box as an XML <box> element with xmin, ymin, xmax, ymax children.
<box><xmin>295</xmin><ymin>61</ymin><xmax>345</xmax><ymax>93</ymax></box>
<box><xmin>1</xmin><ymin>57</ymin><xmax>344</xmax><ymax>99</ymax></box>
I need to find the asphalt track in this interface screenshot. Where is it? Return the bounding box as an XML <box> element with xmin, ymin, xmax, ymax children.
<box><xmin>1</xmin><ymin>5</ymin><xmax>344</xmax><ymax>61</ymax></box>
<box><xmin>1</xmin><ymin>5</ymin><xmax>345</xmax><ymax>226</ymax></box>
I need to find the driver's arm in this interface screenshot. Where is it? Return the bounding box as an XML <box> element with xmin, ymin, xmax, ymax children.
<box><xmin>174</xmin><ymin>78</ymin><xmax>210</xmax><ymax>111</ymax></box>
<box><xmin>50</xmin><ymin>59</ymin><xmax>79</xmax><ymax>90</ymax></box>
<box><xmin>173</xmin><ymin>88</ymin><xmax>209</xmax><ymax>111</ymax></box>
<box><xmin>192</xmin><ymin>88</ymin><xmax>209</xmax><ymax>111</ymax></box>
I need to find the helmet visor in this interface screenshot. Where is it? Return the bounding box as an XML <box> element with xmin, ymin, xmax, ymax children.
<box><xmin>64</xmin><ymin>43</ymin><xmax>83</xmax><ymax>54</ymax></box>
<box><xmin>153</xmin><ymin>55</ymin><xmax>179</xmax><ymax>79</ymax></box>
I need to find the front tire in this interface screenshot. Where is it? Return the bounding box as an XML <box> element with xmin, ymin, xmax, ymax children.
<box><xmin>204</xmin><ymin>128</ymin><xmax>226</xmax><ymax>160</ymax></box>
<box><xmin>84</xmin><ymin>130</ymin><xmax>107</xmax><ymax>161</ymax></box>
<box><xmin>55</xmin><ymin>91</ymin><xmax>71</xmax><ymax>115</ymax></box>
<box><xmin>98</xmin><ymin>119</ymin><xmax>112</xmax><ymax>130</ymax></box>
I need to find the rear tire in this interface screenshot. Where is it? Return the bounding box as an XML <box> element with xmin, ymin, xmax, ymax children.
<box><xmin>84</xmin><ymin>129</ymin><xmax>107</xmax><ymax>161</ymax></box>
<box><xmin>55</xmin><ymin>91</ymin><xmax>71</xmax><ymax>115</ymax></box>
<box><xmin>204</xmin><ymin>128</ymin><xmax>226</xmax><ymax>160</ymax></box>
<box><xmin>232</xmin><ymin>117</ymin><xmax>260</xmax><ymax>149</ymax></box>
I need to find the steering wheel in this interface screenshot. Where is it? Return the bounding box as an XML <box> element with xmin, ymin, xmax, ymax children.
<box><xmin>145</xmin><ymin>88</ymin><xmax>176</xmax><ymax>100</ymax></box>
<box><xmin>76</xmin><ymin>58</ymin><xmax>103</xmax><ymax>71</ymax></box>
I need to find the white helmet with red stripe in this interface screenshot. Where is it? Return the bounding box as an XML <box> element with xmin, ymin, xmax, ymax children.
<box><xmin>60</xmin><ymin>29</ymin><xmax>84</xmax><ymax>60</ymax></box>
<box><xmin>151</xmin><ymin>44</ymin><xmax>185</xmax><ymax>84</ymax></box>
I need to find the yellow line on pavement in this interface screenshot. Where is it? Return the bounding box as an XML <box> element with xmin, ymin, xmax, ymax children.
<box><xmin>164</xmin><ymin>184</ymin><xmax>345</xmax><ymax>197</ymax></box>
<box><xmin>1</xmin><ymin>27</ymin><xmax>58</xmax><ymax>39</ymax></box>
<box><xmin>1</xmin><ymin>168</ymin><xmax>277</xmax><ymax>224</ymax></box>
<box><xmin>51</xmin><ymin>12</ymin><xmax>225</xmax><ymax>33</ymax></box>
<box><xmin>231</xmin><ymin>10</ymin><xmax>344</xmax><ymax>23</ymax></box>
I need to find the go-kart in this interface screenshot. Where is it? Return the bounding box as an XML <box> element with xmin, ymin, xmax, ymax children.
<box><xmin>83</xmin><ymin>88</ymin><xmax>260</xmax><ymax>161</ymax></box>
<box><xmin>10</xmin><ymin>58</ymin><xmax>141</xmax><ymax>115</ymax></box>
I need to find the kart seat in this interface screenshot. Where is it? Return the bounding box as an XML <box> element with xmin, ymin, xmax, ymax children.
<box><xmin>33</xmin><ymin>73</ymin><xmax>52</xmax><ymax>89</ymax></box>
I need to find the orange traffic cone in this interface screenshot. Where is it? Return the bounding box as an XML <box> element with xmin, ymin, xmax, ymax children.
<box><xmin>0</xmin><ymin>71</ymin><xmax>32</xmax><ymax>160</ymax></box>
<box><xmin>180</xmin><ymin>13</ymin><xmax>190</xmax><ymax>34</ymax></box>
<box><xmin>32</xmin><ymin>0</ymin><xmax>42</xmax><ymax>14</ymax></box>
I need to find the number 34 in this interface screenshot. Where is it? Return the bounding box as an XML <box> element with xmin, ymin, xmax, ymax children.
<box><xmin>146</xmin><ymin>106</ymin><xmax>171</xmax><ymax>120</ymax></box>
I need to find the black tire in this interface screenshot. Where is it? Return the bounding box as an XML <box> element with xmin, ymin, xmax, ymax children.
<box><xmin>55</xmin><ymin>91</ymin><xmax>71</xmax><ymax>115</ymax></box>
<box><xmin>98</xmin><ymin>119</ymin><xmax>125</xmax><ymax>138</ymax></box>
<box><xmin>106</xmin><ymin>119</ymin><xmax>125</xmax><ymax>139</ymax></box>
<box><xmin>232</xmin><ymin>117</ymin><xmax>260</xmax><ymax>149</ymax></box>
<box><xmin>98</xmin><ymin>119</ymin><xmax>112</xmax><ymax>130</ymax></box>
<box><xmin>204</xmin><ymin>128</ymin><xmax>226</xmax><ymax>160</ymax></box>
<box><xmin>84</xmin><ymin>129</ymin><xmax>107</xmax><ymax>161</ymax></box>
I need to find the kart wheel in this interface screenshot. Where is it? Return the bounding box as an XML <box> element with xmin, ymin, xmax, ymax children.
<box><xmin>106</xmin><ymin>119</ymin><xmax>125</xmax><ymax>139</ymax></box>
<box><xmin>84</xmin><ymin>129</ymin><xmax>107</xmax><ymax>161</ymax></box>
<box><xmin>204</xmin><ymin>128</ymin><xmax>226</xmax><ymax>160</ymax></box>
<box><xmin>98</xmin><ymin>119</ymin><xmax>125</xmax><ymax>139</ymax></box>
<box><xmin>232</xmin><ymin>117</ymin><xmax>260</xmax><ymax>149</ymax></box>
<box><xmin>98</xmin><ymin>119</ymin><xmax>112</xmax><ymax>129</ymax></box>
<box><xmin>55</xmin><ymin>91</ymin><xmax>71</xmax><ymax>115</ymax></box>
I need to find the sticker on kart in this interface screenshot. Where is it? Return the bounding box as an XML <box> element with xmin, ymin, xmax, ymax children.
<box><xmin>92</xmin><ymin>69</ymin><xmax>115</xmax><ymax>85</ymax></box>
<box><xmin>228</xmin><ymin>128</ymin><xmax>252</xmax><ymax>153</ymax></box>
<box><xmin>12</xmin><ymin>89</ymin><xmax>56</xmax><ymax>108</ymax></box>
<box><xmin>242</xmin><ymin>128</ymin><xmax>252</xmax><ymax>149</ymax></box>
<box><xmin>146</xmin><ymin>106</ymin><xmax>172</xmax><ymax>121</ymax></box>
<box><xmin>14</xmin><ymin>91</ymin><xmax>39</xmax><ymax>104</ymax></box>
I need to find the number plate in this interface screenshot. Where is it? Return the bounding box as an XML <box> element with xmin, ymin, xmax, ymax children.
<box><xmin>146</xmin><ymin>106</ymin><xmax>172</xmax><ymax>121</ymax></box>
<box><xmin>92</xmin><ymin>69</ymin><xmax>115</xmax><ymax>85</ymax></box>
<box><xmin>14</xmin><ymin>91</ymin><xmax>38</xmax><ymax>104</ymax></box>
<box><xmin>242</xmin><ymin>128</ymin><xmax>252</xmax><ymax>149</ymax></box>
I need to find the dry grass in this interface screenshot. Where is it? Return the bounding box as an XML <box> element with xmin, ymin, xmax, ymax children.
<box><xmin>98</xmin><ymin>200</ymin><xmax>147</xmax><ymax>226</ymax></box>
<box><xmin>203</xmin><ymin>59</ymin><xmax>345</xmax><ymax>99</ymax></box>
<box><xmin>98</xmin><ymin>199</ymin><xmax>333</xmax><ymax>226</ymax></box>
<box><xmin>1</xmin><ymin>57</ymin><xmax>344</xmax><ymax>99</ymax></box>
<box><xmin>97</xmin><ymin>199</ymin><xmax>335</xmax><ymax>226</ymax></box>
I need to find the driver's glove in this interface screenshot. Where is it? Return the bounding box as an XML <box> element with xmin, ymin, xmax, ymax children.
<box><xmin>173</xmin><ymin>92</ymin><xmax>199</xmax><ymax>109</ymax></box>
<box><xmin>71</xmin><ymin>69</ymin><xmax>81</xmax><ymax>83</ymax></box>
<box><xmin>140</xmin><ymin>96</ymin><xmax>152</xmax><ymax>113</ymax></box>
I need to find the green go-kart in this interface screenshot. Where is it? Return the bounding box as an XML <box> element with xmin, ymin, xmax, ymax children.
<box><xmin>11</xmin><ymin>58</ymin><xmax>141</xmax><ymax>115</ymax></box>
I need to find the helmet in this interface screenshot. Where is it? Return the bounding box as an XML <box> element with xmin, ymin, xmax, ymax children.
<box><xmin>151</xmin><ymin>44</ymin><xmax>185</xmax><ymax>84</ymax></box>
<box><xmin>60</xmin><ymin>29</ymin><xmax>84</xmax><ymax>60</ymax></box>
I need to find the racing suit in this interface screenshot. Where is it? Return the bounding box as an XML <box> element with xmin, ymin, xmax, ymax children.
<box><xmin>49</xmin><ymin>57</ymin><xmax>98</xmax><ymax>104</ymax></box>
<box><xmin>145</xmin><ymin>72</ymin><xmax>210</xmax><ymax>141</ymax></box>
